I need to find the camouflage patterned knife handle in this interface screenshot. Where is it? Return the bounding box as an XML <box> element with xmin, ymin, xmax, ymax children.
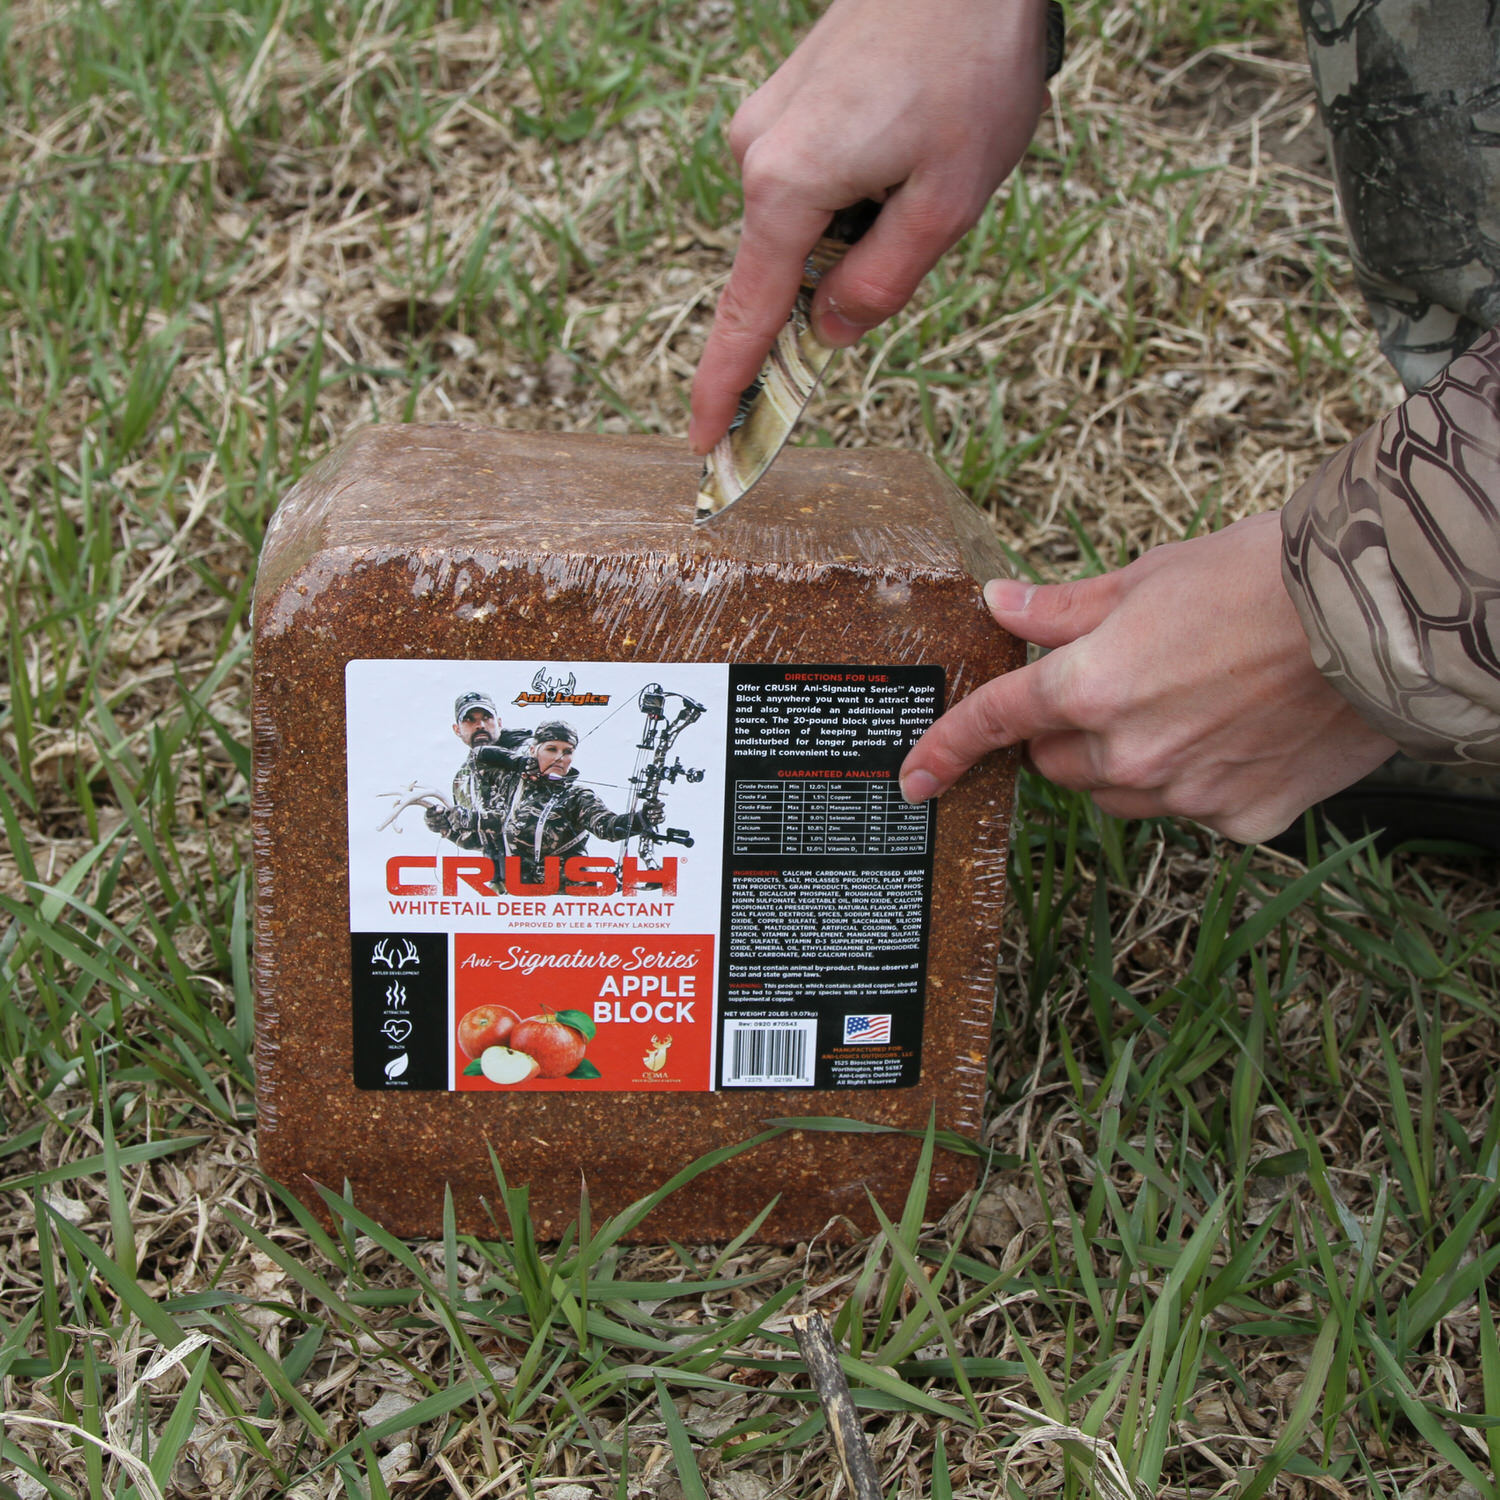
<box><xmin>1045</xmin><ymin>1</ymin><xmax>1065</xmax><ymax>82</ymax></box>
<box><xmin>824</xmin><ymin>199</ymin><xmax>882</xmax><ymax>249</ymax></box>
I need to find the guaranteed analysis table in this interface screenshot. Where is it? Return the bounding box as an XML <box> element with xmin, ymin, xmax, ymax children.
<box><xmin>731</xmin><ymin>777</ymin><xmax>930</xmax><ymax>857</ymax></box>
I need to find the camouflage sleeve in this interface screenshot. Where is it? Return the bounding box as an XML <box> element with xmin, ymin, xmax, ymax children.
<box><xmin>446</xmin><ymin>769</ymin><xmax>481</xmax><ymax>847</ymax></box>
<box><xmin>1281</xmin><ymin>327</ymin><xmax>1500</xmax><ymax>768</ymax></box>
<box><xmin>1298</xmin><ymin>0</ymin><xmax>1500</xmax><ymax>395</ymax></box>
<box><xmin>472</xmin><ymin>744</ymin><xmax>529</xmax><ymax>773</ymax></box>
<box><xmin>566</xmin><ymin>787</ymin><xmax>636</xmax><ymax>842</ymax></box>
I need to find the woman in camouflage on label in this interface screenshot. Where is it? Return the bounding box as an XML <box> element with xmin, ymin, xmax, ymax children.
<box><xmin>502</xmin><ymin>721</ymin><xmax>664</xmax><ymax>889</ymax></box>
<box><xmin>1283</xmin><ymin>1</ymin><xmax>1500</xmax><ymax>772</ymax></box>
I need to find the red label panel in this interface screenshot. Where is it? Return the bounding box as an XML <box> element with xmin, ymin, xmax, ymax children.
<box><xmin>453</xmin><ymin>932</ymin><xmax>714</xmax><ymax>1091</ymax></box>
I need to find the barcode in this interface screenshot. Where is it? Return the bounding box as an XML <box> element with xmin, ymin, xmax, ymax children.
<box><xmin>723</xmin><ymin>1022</ymin><xmax>816</xmax><ymax>1087</ymax></box>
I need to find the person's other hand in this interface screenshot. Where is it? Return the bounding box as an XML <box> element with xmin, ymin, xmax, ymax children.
<box><xmin>899</xmin><ymin>512</ymin><xmax>1400</xmax><ymax>843</ymax></box>
<box><xmin>688</xmin><ymin>0</ymin><xmax>1051</xmax><ymax>454</ymax></box>
<box><xmin>426</xmin><ymin>804</ymin><xmax>476</xmax><ymax>840</ymax></box>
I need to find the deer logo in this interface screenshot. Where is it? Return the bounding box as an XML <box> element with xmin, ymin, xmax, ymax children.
<box><xmin>531</xmin><ymin>669</ymin><xmax>577</xmax><ymax>705</ymax></box>
<box><xmin>643</xmin><ymin>1034</ymin><xmax>672</xmax><ymax>1073</ymax></box>
<box><xmin>371</xmin><ymin>938</ymin><xmax>420</xmax><ymax>970</ymax></box>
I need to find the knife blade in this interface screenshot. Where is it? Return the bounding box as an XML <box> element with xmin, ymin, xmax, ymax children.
<box><xmin>694</xmin><ymin>198</ymin><xmax>881</xmax><ymax>524</ymax></box>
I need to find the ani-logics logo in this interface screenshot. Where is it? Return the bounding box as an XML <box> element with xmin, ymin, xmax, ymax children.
<box><xmin>512</xmin><ymin>669</ymin><xmax>609</xmax><ymax>708</ymax></box>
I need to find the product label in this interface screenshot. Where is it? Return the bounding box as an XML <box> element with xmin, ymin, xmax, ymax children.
<box><xmin>346</xmin><ymin>661</ymin><xmax>940</xmax><ymax>1092</ymax></box>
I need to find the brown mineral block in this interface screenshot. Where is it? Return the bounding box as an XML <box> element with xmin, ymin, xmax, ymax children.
<box><xmin>253</xmin><ymin>426</ymin><xmax>1022</xmax><ymax>1242</ymax></box>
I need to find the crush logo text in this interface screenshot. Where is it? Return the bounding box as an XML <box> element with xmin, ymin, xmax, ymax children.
<box><xmin>386</xmin><ymin>854</ymin><xmax>679</xmax><ymax>898</ymax></box>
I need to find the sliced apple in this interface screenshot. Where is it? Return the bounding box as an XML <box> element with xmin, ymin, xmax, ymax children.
<box><xmin>478</xmin><ymin>1045</ymin><xmax>541</xmax><ymax>1085</ymax></box>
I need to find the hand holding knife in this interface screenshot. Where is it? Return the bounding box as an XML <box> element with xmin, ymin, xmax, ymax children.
<box><xmin>691</xmin><ymin>0</ymin><xmax>1066</xmax><ymax>523</ymax></box>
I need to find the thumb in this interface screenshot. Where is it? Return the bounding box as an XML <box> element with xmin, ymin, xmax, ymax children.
<box><xmin>983</xmin><ymin>572</ymin><xmax>1125</xmax><ymax>649</ymax></box>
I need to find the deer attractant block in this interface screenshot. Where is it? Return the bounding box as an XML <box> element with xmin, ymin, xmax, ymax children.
<box><xmin>252</xmin><ymin>426</ymin><xmax>1022</xmax><ymax>1242</ymax></box>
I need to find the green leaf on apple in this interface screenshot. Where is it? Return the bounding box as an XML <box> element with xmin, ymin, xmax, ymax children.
<box><xmin>462</xmin><ymin>1059</ymin><xmax>484</xmax><ymax>1076</ymax></box>
<box><xmin>553</xmin><ymin>1009</ymin><xmax>596</xmax><ymax>1041</ymax></box>
<box><xmin>567</xmin><ymin>1058</ymin><xmax>602</xmax><ymax>1080</ymax></box>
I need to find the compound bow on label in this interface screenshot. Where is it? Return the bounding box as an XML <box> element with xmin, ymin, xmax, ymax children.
<box><xmin>621</xmin><ymin>682</ymin><xmax>706</xmax><ymax>873</ymax></box>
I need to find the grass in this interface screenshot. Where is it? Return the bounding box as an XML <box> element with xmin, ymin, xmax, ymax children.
<box><xmin>2</xmin><ymin>0</ymin><xmax>1498</xmax><ymax>1496</ymax></box>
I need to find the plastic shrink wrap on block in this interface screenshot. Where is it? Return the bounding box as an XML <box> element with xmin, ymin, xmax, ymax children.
<box><xmin>252</xmin><ymin>426</ymin><xmax>1022</xmax><ymax>1241</ymax></box>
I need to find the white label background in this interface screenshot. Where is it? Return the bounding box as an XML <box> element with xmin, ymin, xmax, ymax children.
<box><xmin>345</xmin><ymin>659</ymin><xmax>729</xmax><ymax>938</ymax></box>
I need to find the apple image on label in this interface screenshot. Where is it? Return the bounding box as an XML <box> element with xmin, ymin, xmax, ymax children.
<box><xmin>509</xmin><ymin>1012</ymin><xmax>587</xmax><ymax>1078</ymax></box>
<box><xmin>457</xmin><ymin>1004</ymin><xmax>519</xmax><ymax>1060</ymax></box>
<box><xmin>479</xmin><ymin>1046</ymin><xmax>541</xmax><ymax>1085</ymax></box>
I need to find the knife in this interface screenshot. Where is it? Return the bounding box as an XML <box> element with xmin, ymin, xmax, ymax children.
<box><xmin>693</xmin><ymin>2</ymin><xmax>1065</xmax><ymax>524</ymax></box>
<box><xmin>694</xmin><ymin>197</ymin><xmax>881</xmax><ymax>524</ymax></box>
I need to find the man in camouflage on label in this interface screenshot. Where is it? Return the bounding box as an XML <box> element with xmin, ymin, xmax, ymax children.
<box><xmin>425</xmin><ymin>690</ymin><xmax>531</xmax><ymax>872</ymax></box>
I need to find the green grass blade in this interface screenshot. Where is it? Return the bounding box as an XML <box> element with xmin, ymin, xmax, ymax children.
<box><xmin>146</xmin><ymin>1342</ymin><xmax>213</xmax><ymax>1487</ymax></box>
<box><xmin>1237</xmin><ymin>1313</ymin><xmax>1339</xmax><ymax>1500</ymax></box>
<box><xmin>654</xmin><ymin>1375</ymin><xmax>712</xmax><ymax>1500</ymax></box>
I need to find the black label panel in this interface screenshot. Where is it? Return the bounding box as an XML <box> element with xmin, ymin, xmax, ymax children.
<box><xmin>716</xmin><ymin>664</ymin><xmax>941</xmax><ymax>1090</ymax></box>
<box><xmin>352</xmin><ymin>932</ymin><xmax>449</xmax><ymax>1089</ymax></box>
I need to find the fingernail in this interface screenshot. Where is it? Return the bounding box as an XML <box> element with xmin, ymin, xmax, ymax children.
<box><xmin>984</xmin><ymin>578</ymin><xmax>1035</xmax><ymax>614</ymax></box>
<box><xmin>899</xmin><ymin>768</ymin><xmax>940</xmax><ymax>805</ymax></box>
<box><xmin>818</xmin><ymin>304</ymin><xmax>873</xmax><ymax>347</ymax></box>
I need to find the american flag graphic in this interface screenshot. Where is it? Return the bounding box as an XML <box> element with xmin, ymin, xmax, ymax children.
<box><xmin>843</xmin><ymin>1014</ymin><xmax>892</xmax><ymax>1045</ymax></box>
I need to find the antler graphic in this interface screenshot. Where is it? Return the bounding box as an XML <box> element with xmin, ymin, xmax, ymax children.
<box><xmin>528</xmin><ymin>669</ymin><xmax>578</xmax><ymax>704</ymax></box>
<box><xmin>375</xmin><ymin>784</ymin><xmax>452</xmax><ymax>833</ymax></box>
<box><xmin>371</xmin><ymin>938</ymin><xmax>421</xmax><ymax>970</ymax></box>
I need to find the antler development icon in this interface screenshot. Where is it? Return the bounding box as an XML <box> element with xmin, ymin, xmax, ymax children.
<box><xmin>371</xmin><ymin>938</ymin><xmax>421</xmax><ymax>969</ymax></box>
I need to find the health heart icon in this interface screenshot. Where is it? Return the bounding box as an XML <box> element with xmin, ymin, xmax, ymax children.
<box><xmin>381</xmin><ymin>1018</ymin><xmax>412</xmax><ymax>1044</ymax></box>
